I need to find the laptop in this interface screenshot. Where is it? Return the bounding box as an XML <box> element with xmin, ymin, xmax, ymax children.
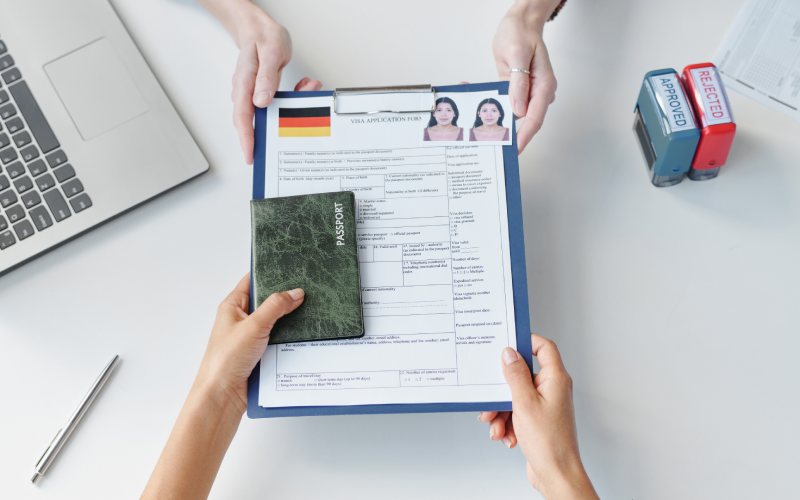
<box><xmin>0</xmin><ymin>0</ymin><xmax>208</xmax><ymax>276</ymax></box>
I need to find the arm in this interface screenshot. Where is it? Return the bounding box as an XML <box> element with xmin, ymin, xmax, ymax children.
<box><xmin>493</xmin><ymin>0</ymin><xmax>564</xmax><ymax>153</ymax></box>
<box><xmin>142</xmin><ymin>275</ymin><xmax>304</xmax><ymax>499</ymax></box>
<box><xmin>198</xmin><ymin>0</ymin><xmax>321</xmax><ymax>164</ymax></box>
<box><xmin>140</xmin><ymin>380</ymin><xmax>242</xmax><ymax>499</ymax></box>
<box><xmin>478</xmin><ymin>334</ymin><xmax>598</xmax><ymax>499</ymax></box>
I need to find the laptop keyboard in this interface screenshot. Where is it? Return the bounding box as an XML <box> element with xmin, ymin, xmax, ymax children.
<box><xmin>0</xmin><ymin>38</ymin><xmax>92</xmax><ymax>251</ymax></box>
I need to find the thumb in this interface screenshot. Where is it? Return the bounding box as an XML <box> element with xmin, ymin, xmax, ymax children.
<box><xmin>508</xmin><ymin>70</ymin><xmax>531</xmax><ymax>118</ymax></box>
<box><xmin>246</xmin><ymin>288</ymin><xmax>305</xmax><ymax>335</ymax></box>
<box><xmin>253</xmin><ymin>50</ymin><xmax>282</xmax><ymax>107</ymax></box>
<box><xmin>501</xmin><ymin>347</ymin><xmax>538</xmax><ymax>406</ymax></box>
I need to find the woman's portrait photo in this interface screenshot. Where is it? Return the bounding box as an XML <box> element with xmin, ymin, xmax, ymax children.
<box><xmin>469</xmin><ymin>98</ymin><xmax>510</xmax><ymax>141</ymax></box>
<box><xmin>423</xmin><ymin>97</ymin><xmax>464</xmax><ymax>141</ymax></box>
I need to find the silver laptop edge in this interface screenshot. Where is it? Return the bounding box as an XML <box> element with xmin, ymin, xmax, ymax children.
<box><xmin>0</xmin><ymin>0</ymin><xmax>209</xmax><ymax>276</ymax></box>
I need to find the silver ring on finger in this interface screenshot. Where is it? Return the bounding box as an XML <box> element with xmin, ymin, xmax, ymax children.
<box><xmin>510</xmin><ymin>67</ymin><xmax>531</xmax><ymax>75</ymax></box>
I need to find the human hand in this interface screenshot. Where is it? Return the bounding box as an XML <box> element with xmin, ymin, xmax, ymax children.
<box><xmin>493</xmin><ymin>0</ymin><xmax>559</xmax><ymax>153</ymax></box>
<box><xmin>478</xmin><ymin>335</ymin><xmax>598</xmax><ymax>499</ymax></box>
<box><xmin>194</xmin><ymin>273</ymin><xmax>304</xmax><ymax>414</ymax></box>
<box><xmin>225</xmin><ymin>3</ymin><xmax>322</xmax><ymax>163</ymax></box>
<box><xmin>142</xmin><ymin>273</ymin><xmax>303</xmax><ymax>499</ymax></box>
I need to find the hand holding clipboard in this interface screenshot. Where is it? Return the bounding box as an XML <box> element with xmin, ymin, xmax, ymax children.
<box><xmin>198</xmin><ymin>0</ymin><xmax>567</xmax><ymax>160</ymax></box>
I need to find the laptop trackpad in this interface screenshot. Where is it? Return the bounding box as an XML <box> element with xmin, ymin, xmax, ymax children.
<box><xmin>44</xmin><ymin>38</ymin><xmax>149</xmax><ymax>140</ymax></box>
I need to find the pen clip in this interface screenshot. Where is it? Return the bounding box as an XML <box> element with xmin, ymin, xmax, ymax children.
<box><xmin>35</xmin><ymin>428</ymin><xmax>62</xmax><ymax>468</ymax></box>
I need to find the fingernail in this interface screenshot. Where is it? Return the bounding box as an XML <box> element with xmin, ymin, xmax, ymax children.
<box><xmin>502</xmin><ymin>347</ymin><xmax>518</xmax><ymax>365</ymax></box>
<box><xmin>503</xmin><ymin>437</ymin><xmax>512</xmax><ymax>448</ymax></box>
<box><xmin>477</xmin><ymin>413</ymin><xmax>483</xmax><ymax>422</ymax></box>
<box><xmin>287</xmin><ymin>288</ymin><xmax>304</xmax><ymax>300</ymax></box>
<box><xmin>489</xmin><ymin>427</ymin><xmax>496</xmax><ymax>440</ymax></box>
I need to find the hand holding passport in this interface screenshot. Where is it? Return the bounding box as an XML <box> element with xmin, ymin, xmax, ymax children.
<box><xmin>250</xmin><ymin>191</ymin><xmax>364</xmax><ymax>344</ymax></box>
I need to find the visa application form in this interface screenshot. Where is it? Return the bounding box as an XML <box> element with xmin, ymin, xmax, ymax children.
<box><xmin>257</xmin><ymin>90</ymin><xmax>520</xmax><ymax>407</ymax></box>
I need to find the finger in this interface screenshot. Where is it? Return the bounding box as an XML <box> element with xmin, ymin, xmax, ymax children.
<box><xmin>496</xmin><ymin>42</ymin><xmax>533</xmax><ymax>118</ymax></box>
<box><xmin>215</xmin><ymin>273</ymin><xmax>253</xmax><ymax>329</ymax></box>
<box><xmin>293</xmin><ymin>77</ymin><xmax>310</xmax><ymax>91</ymax></box>
<box><xmin>531</xmin><ymin>334</ymin><xmax>566</xmax><ymax>372</ymax></box>
<box><xmin>489</xmin><ymin>412</ymin><xmax>510</xmax><ymax>441</ymax></box>
<box><xmin>501</xmin><ymin>346</ymin><xmax>539</xmax><ymax>410</ymax></box>
<box><xmin>516</xmin><ymin>46</ymin><xmax>556</xmax><ymax>153</ymax></box>
<box><xmin>294</xmin><ymin>77</ymin><xmax>323</xmax><ymax>92</ymax></box>
<box><xmin>503</xmin><ymin>417</ymin><xmax>517</xmax><ymax>449</ymax></box>
<box><xmin>531</xmin><ymin>334</ymin><xmax>572</xmax><ymax>398</ymax></box>
<box><xmin>478</xmin><ymin>411</ymin><xmax>498</xmax><ymax>423</ymax></box>
<box><xmin>232</xmin><ymin>50</ymin><xmax>258</xmax><ymax>165</ymax></box>
<box><xmin>233</xmin><ymin>105</ymin><xmax>255</xmax><ymax>165</ymax></box>
<box><xmin>253</xmin><ymin>47</ymin><xmax>283</xmax><ymax>108</ymax></box>
<box><xmin>508</xmin><ymin>67</ymin><xmax>532</xmax><ymax>118</ymax></box>
<box><xmin>219</xmin><ymin>273</ymin><xmax>251</xmax><ymax>311</ymax></box>
<box><xmin>246</xmin><ymin>289</ymin><xmax>305</xmax><ymax>334</ymax></box>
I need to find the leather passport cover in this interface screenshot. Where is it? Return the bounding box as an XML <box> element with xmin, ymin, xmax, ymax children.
<box><xmin>251</xmin><ymin>191</ymin><xmax>364</xmax><ymax>344</ymax></box>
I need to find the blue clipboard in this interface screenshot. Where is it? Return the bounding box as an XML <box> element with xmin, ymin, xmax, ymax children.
<box><xmin>247</xmin><ymin>81</ymin><xmax>531</xmax><ymax>418</ymax></box>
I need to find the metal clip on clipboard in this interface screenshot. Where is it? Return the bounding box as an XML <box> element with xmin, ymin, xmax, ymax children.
<box><xmin>332</xmin><ymin>84</ymin><xmax>435</xmax><ymax>115</ymax></box>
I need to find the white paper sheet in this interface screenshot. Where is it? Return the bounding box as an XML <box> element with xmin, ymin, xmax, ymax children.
<box><xmin>258</xmin><ymin>93</ymin><xmax>518</xmax><ymax>408</ymax></box>
<box><xmin>715</xmin><ymin>0</ymin><xmax>800</xmax><ymax>121</ymax></box>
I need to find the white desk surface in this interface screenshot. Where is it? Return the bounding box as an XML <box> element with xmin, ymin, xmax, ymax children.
<box><xmin>2</xmin><ymin>0</ymin><xmax>799</xmax><ymax>498</ymax></box>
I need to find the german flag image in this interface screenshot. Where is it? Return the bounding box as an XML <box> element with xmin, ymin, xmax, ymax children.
<box><xmin>278</xmin><ymin>107</ymin><xmax>331</xmax><ymax>137</ymax></box>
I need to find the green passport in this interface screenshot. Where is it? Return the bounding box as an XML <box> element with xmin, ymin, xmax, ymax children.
<box><xmin>251</xmin><ymin>191</ymin><xmax>364</xmax><ymax>344</ymax></box>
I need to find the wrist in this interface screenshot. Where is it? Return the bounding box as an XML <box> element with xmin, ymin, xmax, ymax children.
<box><xmin>191</xmin><ymin>368</ymin><xmax>247</xmax><ymax>419</ymax></box>
<box><xmin>201</xmin><ymin>0</ymin><xmax>277</xmax><ymax>48</ymax></box>
<box><xmin>509</xmin><ymin>0</ymin><xmax>559</xmax><ymax>29</ymax></box>
<box><xmin>539</xmin><ymin>459</ymin><xmax>598</xmax><ymax>500</ymax></box>
<box><xmin>230</xmin><ymin>4</ymin><xmax>279</xmax><ymax>48</ymax></box>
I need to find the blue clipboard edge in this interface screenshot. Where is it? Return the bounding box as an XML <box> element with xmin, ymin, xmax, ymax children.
<box><xmin>247</xmin><ymin>82</ymin><xmax>532</xmax><ymax>418</ymax></box>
